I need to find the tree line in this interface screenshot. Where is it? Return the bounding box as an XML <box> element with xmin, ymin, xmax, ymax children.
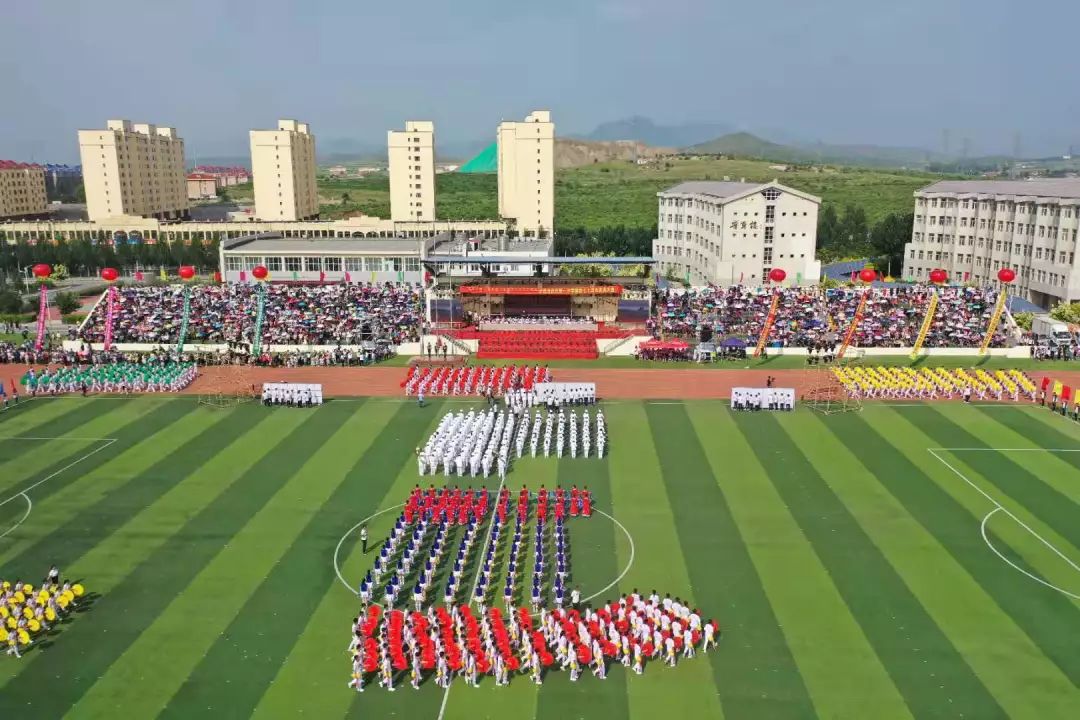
<box><xmin>0</xmin><ymin>236</ymin><xmax>220</xmax><ymax>285</ymax></box>
<box><xmin>816</xmin><ymin>206</ymin><xmax>913</xmax><ymax>276</ymax></box>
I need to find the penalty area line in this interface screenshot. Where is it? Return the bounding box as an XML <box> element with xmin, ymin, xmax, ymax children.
<box><xmin>928</xmin><ymin>448</ymin><xmax>1080</xmax><ymax>598</ymax></box>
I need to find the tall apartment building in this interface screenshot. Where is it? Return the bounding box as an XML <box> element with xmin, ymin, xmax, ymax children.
<box><xmin>77</xmin><ymin>120</ymin><xmax>188</xmax><ymax>222</ymax></box>
<box><xmin>902</xmin><ymin>179</ymin><xmax>1080</xmax><ymax>307</ymax></box>
<box><xmin>388</xmin><ymin>121</ymin><xmax>435</xmax><ymax>222</ymax></box>
<box><xmin>0</xmin><ymin>161</ymin><xmax>47</xmax><ymax>219</ymax></box>
<box><xmin>250</xmin><ymin>119</ymin><xmax>318</xmax><ymax>221</ymax></box>
<box><xmin>497</xmin><ymin>110</ymin><xmax>554</xmax><ymax>237</ymax></box>
<box><xmin>652</xmin><ymin>181</ymin><xmax>821</xmax><ymax>286</ymax></box>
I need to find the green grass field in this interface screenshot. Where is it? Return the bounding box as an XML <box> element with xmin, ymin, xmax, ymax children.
<box><xmin>1</xmin><ymin>396</ymin><xmax>1079</xmax><ymax>718</ymax></box>
<box><xmin>220</xmin><ymin>157</ymin><xmax>937</xmax><ymax>230</ymax></box>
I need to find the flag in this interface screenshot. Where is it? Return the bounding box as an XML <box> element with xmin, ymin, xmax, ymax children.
<box><xmin>1053</xmin><ymin>381</ymin><xmax>1063</xmax><ymax>397</ymax></box>
<box><xmin>0</xmin><ymin>382</ymin><xmax>5</xmax><ymax>397</ymax></box>
<box><xmin>344</xmin><ymin>271</ymin><xmax>352</xmax><ymax>283</ymax></box>
<box><xmin>370</xmin><ymin>270</ymin><xmax>376</xmax><ymax>283</ymax></box>
<box><xmin>1042</xmin><ymin>376</ymin><xmax>1051</xmax><ymax>390</ymax></box>
<box><xmin>738</xmin><ymin>272</ymin><xmax>744</xmax><ymax>284</ymax></box>
<box><xmin>240</xmin><ymin>270</ymin><xmax>247</xmax><ymax>282</ymax></box>
<box><xmin>160</xmin><ymin>267</ymin><xmax>167</xmax><ymax>281</ymax></box>
<box><xmin>9</xmin><ymin>379</ymin><xmax>15</xmax><ymax>396</ymax></box>
<box><xmin>1064</xmin><ymin>386</ymin><xmax>1073</xmax><ymax>402</ymax></box>
<box><xmin>135</xmin><ymin>270</ymin><xmax>144</xmax><ymax>282</ymax></box>
<box><xmin>319</xmin><ymin>270</ymin><xmax>326</xmax><ymax>283</ymax></box>
<box><xmin>964</xmin><ymin>271</ymin><xmax>970</xmax><ymax>281</ymax></box>
<box><xmin>796</xmin><ymin>272</ymin><xmax>802</xmax><ymax>285</ymax></box>
<box><xmin>292</xmin><ymin>270</ymin><xmax>299</xmax><ymax>281</ymax></box>
<box><xmin>398</xmin><ymin>270</ymin><xmax>404</xmax><ymax>283</ymax></box>
<box><xmin>850</xmin><ymin>271</ymin><xmax>857</xmax><ymax>282</ymax></box>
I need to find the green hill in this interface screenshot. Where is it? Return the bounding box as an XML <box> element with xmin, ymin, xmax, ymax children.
<box><xmin>685</xmin><ymin>132</ymin><xmax>799</xmax><ymax>159</ymax></box>
<box><xmin>686</xmin><ymin>132</ymin><xmax>939</xmax><ymax>169</ymax></box>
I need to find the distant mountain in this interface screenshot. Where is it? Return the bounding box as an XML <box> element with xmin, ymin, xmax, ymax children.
<box><xmin>686</xmin><ymin>132</ymin><xmax>942</xmax><ymax>169</ymax></box>
<box><xmin>686</xmin><ymin>132</ymin><xmax>795</xmax><ymax>159</ymax></box>
<box><xmin>555</xmin><ymin>138</ymin><xmax>673</xmax><ymax>169</ymax></box>
<box><xmin>581</xmin><ymin>116</ymin><xmax>735</xmax><ymax>149</ymax></box>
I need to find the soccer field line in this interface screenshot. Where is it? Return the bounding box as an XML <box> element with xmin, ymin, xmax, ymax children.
<box><xmin>332</xmin><ymin>503</ymin><xmax>406</xmax><ymax>592</ymax></box>
<box><xmin>0</xmin><ymin>438</ymin><xmax>118</xmax><ymax>510</ymax></box>
<box><xmin>0</xmin><ymin>436</ymin><xmax>120</xmax><ymax>441</ymax></box>
<box><xmin>0</xmin><ymin>493</ymin><xmax>32</xmax><ymax>539</ymax></box>
<box><xmin>980</xmin><ymin>508</ymin><xmax>1080</xmax><ymax>600</ymax></box>
<box><xmin>931</xmin><ymin>447</ymin><xmax>1080</xmax><ymax>452</ymax></box>
<box><xmin>927</xmin><ymin>448</ymin><xmax>1080</xmax><ymax>598</ymax></box>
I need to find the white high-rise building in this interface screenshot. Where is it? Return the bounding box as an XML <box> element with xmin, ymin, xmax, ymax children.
<box><xmin>652</xmin><ymin>180</ymin><xmax>821</xmax><ymax>286</ymax></box>
<box><xmin>903</xmin><ymin>178</ymin><xmax>1080</xmax><ymax>307</ymax></box>
<box><xmin>78</xmin><ymin>120</ymin><xmax>188</xmax><ymax>222</ymax></box>
<box><xmin>250</xmin><ymin>119</ymin><xmax>318</xmax><ymax>221</ymax></box>
<box><xmin>0</xmin><ymin>161</ymin><xmax>47</xmax><ymax>219</ymax></box>
<box><xmin>388</xmin><ymin>121</ymin><xmax>435</xmax><ymax>222</ymax></box>
<box><xmin>497</xmin><ymin>110</ymin><xmax>554</xmax><ymax>237</ymax></box>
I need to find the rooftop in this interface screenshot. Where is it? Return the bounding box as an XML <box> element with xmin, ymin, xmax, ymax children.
<box><xmin>918</xmin><ymin>178</ymin><xmax>1080</xmax><ymax>200</ymax></box>
<box><xmin>661</xmin><ymin>181</ymin><xmax>762</xmax><ymax>198</ymax></box>
<box><xmin>423</xmin><ymin>255</ymin><xmax>654</xmax><ymax>265</ymax></box>
<box><xmin>223</xmin><ymin>236</ymin><xmax>420</xmax><ymax>254</ymax></box>
<box><xmin>427</xmin><ymin>235</ymin><xmax>552</xmax><ymax>255</ymax></box>
<box><xmin>0</xmin><ymin>160</ymin><xmax>42</xmax><ymax>170</ymax></box>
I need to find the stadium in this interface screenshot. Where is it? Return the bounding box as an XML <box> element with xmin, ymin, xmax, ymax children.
<box><xmin>1</xmin><ymin>249</ymin><xmax>1079</xmax><ymax>720</ymax></box>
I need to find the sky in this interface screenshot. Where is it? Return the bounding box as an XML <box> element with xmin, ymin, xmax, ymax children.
<box><xmin>1</xmin><ymin>0</ymin><xmax>1078</xmax><ymax>163</ymax></box>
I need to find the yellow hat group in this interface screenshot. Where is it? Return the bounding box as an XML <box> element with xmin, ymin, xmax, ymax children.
<box><xmin>2</xmin><ymin>574</ymin><xmax>85</xmax><ymax>656</ymax></box>
<box><xmin>833</xmin><ymin>367</ymin><xmax>1037</xmax><ymax>401</ymax></box>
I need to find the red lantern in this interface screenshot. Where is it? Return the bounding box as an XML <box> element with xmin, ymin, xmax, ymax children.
<box><xmin>100</xmin><ymin>267</ymin><xmax>119</xmax><ymax>283</ymax></box>
<box><xmin>768</xmin><ymin>267</ymin><xmax>786</xmax><ymax>283</ymax></box>
<box><xmin>929</xmin><ymin>268</ymin><xmax>947</xmax><ymax>284</ymax></box>
<box><xmin>251</xmin><ymin>265</ymin><xmax>268</xmax><ymax>280</ymax></box>
<box><xmin>997</xmin><ymin>267</ymin><xmax>1016</xmax><ymax>284</ymax></box>
<box><xmin>32</xmin><ymin>263</ymin><xmax>51</xmax><ymax>279</ymax></box>
<box><xmin>859</xmin><ymin>267</ymin><xmax>877</xmax><ymax>284</ymax></box>
<box><xmin>178</xmin><ymin>265</ymin><xmax>196</xmax><ymax>281</ymax></box>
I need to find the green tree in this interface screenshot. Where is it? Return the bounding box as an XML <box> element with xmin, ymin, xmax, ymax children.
<box><xmin>816</xmin><ymin>205</ymin><xmax>841</xmax><ymax>259</ymax></box>
<box><xmin>1013</xmin><ymin>311</ymin><xmax>1034</xmax><ymax>331</ymax></box>
<box><xmin>55</xmin><ymin>291</ymin><xmax>81</xmax><ymax>314</ymax></box>
<box><xmin>341</xmin><ymin>192</ymin><xmax>352</xmax><ymax>205</ymax></box>
<box><xmin>868</xmin><ymin>212</ymin><xmax>913</xmax><ymax>277</ymax></box>
<box><xmin>1049</xmin><ymin>302</ymin><xmax>1080</xmax><ymax>324</ymax></box>
<box><xmin>839</xmin><ymin>204</ymin><xmax>869</xmax><ymax>256</ymax></box>
<box><xmin>0</xmin><ymin>289</ymin><xmax>22</xmax><ymax>314</ymax></box>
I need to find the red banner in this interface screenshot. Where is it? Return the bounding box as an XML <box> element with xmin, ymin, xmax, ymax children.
<box><xmin>103</xmin><ymin>285</ymin><xmax>117</xmax><ymax>350</ymax></box>
<box><xmin>34</xmin><ymin>284</ymin><xmax>48</xmax><ymax>350</ymax></box>
<box><xmin>459</xmin><ymin>285</ymin><xmax>623</xmax><ymax>296</ymax></box>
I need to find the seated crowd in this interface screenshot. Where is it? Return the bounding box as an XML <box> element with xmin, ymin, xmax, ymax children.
<box><xmin>79</xmin><ymin>282</ymin><xmax>423</xmax><ymax>347</ymax></box>
<box><xmin>648</xmin><ymin>284</ymin><xmax>1008</xmax><ymax>348</ymax></box>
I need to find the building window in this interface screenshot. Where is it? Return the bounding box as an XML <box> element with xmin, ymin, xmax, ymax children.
<box><xmin>345</xmin><ymin>258</ymin><xmax>364</xmax><ymax>272</ymax></box>
<box><xmin>266</xmin><ymin>257</ymin><xmax>283</xmax><ymax>272</ymax></box>
<box><xmin>404</xmin><ymin>257</ymin><xmax>421</xmax><ymax>272</ymax></box>
<box><xmin>762</xmin><ymin>188</ymin><xmax>781</xmax><ymax>201</ymax></box>
<box><xmin>226</xmin><ymin>256</ymin><xmax>242</xmax><ymax>271</ymax></box>
<box><xmin>285</xmin><ymin>257</ymin><xmax>301</xmax><ymax>272</ymax></box>
<box><xmin>324</xmin><ymin>257</ymin><xmax>342</xmax><ymax>272</ymax></box>
<box><xmin>364</xmin><ymin>257</ymin><xmax>383</xmax><ymax>272</ymax></box>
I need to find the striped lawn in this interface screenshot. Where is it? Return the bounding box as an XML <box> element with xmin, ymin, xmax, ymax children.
<box><xmin>0</xmin><ymin>398</ymin><xmax>1078</xmax><ymax>719</ymax></box>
